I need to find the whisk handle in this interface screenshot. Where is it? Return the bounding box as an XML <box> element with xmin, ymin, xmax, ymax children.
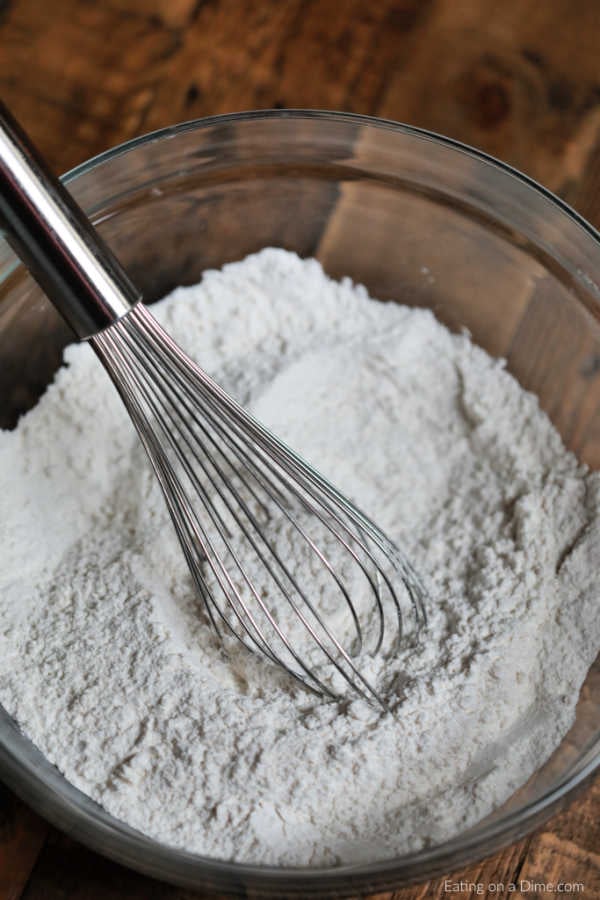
<box><xmin>0</xmin><ymin>100</ymin><xmax>140</xmax><ymax>339</ymax></box>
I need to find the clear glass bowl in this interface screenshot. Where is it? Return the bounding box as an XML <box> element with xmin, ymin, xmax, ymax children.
<box><xmin>0</xmin><ymin>110</ymin><xmax>599</xmax><ymax>897</ymax></box>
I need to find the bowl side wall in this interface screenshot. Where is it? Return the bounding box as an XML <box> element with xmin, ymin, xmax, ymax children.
<box><xmin>0</xmin><ymin>112</ymin><xmax>599</xmax><ymax>895</ymax></box>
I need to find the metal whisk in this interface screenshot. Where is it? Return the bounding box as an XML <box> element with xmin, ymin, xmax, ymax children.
<box><xmin>0</xmin><ymin>102</ymin><xmax>427</xmax><ymax>707</ymax></box>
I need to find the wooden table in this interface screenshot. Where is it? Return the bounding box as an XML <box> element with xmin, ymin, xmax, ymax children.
<box><xmin>1</xmin><ymin>1</ymin><xmax>599</xmax><ymax>897</ymax></box>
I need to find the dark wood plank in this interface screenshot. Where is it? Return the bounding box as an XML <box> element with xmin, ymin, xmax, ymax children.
<box><xmin>507</xmin><ymin>277</ymin><xmax>600</xmax><ymax>468</ymax></box>
<box><xmin>18</xmin><ymin>830</ymin><xmax>227</xmax><ymax>900</ymax></box>
<box><xmin>0</xmin><ymin>785</ymin><xmax>47</xmax><ymax>900</ymax></box>
<box><xmin>518</xmin><ymin>832</ymin><xmax>600</xmax><ymax>898</ymax></box>
<box><xmin>1</xmin><ymin>0</ymin><xmax>599</xmax><ymax>225</ymax></box>
<box><xmin>376</xmin><ymin>0</ymin><xmax>600</xmax><ymax>222</ymax></box>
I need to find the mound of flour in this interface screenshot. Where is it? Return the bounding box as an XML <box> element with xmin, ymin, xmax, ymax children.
<box><xmin>0</xmin><ymin>248</ymin><xmax>599</xmax><ymax>865</ymax></box>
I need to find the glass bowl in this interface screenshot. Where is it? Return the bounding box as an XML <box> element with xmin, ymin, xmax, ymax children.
<box><xmin>0</xmin><ymin>110</ymin><xmax>599</xmax><ymax>897</ymax></box>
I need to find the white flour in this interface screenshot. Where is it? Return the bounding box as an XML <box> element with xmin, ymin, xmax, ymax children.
<box><xmin>0</xmin><ymin>248</ymin><xmax>599</xmax><ymax>865</ymax></box>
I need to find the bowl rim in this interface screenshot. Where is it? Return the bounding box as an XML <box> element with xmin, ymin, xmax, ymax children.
<box><xmin>1</xmin><ymin>107</ymin><xmax>599</xmax><ymax>894</ymax></box>
<box><xmin>63</xmin><ymin>107</ymin><xmax>600</xmax><ymax>242</ymax></box>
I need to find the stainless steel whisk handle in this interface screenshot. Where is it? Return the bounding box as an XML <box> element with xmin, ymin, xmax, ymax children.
<box><xmin>0</xmin><ymin>100</ymin><xmax>140</xmax><ymax>339</ymax></box>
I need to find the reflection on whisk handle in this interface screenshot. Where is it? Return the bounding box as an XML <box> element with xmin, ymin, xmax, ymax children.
<box><xmin>0</xmin><ymin>99</ymin><xmax>140</xmax><ymax>340</ymax></box>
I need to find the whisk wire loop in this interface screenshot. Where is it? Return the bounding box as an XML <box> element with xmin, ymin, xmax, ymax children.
<box><xmin>92</xmin><ymin>303</ymin><xmax>428</xmax><ymax>707</ymax></box>
<box><xmin>112</xmin><ymin>320</ymin><xmax>382</xmax><ymax>698</ymax></box>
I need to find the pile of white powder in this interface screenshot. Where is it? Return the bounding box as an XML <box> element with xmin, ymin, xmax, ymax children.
<box><xmin>1</xmin><ymin>248</ymin><xmax>599</xmax><ymax>866</ymax></box>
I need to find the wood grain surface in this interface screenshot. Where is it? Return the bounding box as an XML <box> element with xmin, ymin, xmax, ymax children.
<box><xmin>1</xmin><ymin>0</ymin><xmax>600</xmax><ymax>898</ymax></box>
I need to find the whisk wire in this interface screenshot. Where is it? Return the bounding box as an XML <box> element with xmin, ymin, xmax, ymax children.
<box><xmin>130</xmin><ymin>313</ymin><xmax>394</xmax><ymax>639</ymax></box>
<box><xmin>150</xmin><ymin>312</ymin><xmax>427</xmax><ymax>630</ymax></box>
<box><xmin>124</xmin><ymin>316</ymin><xmax>394</xmax><ymax>669</ymax></box>
<box><xmin>137</xmin><ymin>307</ymin><xmax>428</xmax><ymax>636</ymax></box>
<box><xmin>96</xmin><ymin>323</ymin><xmax>378</xmax><ymax>702</ymax></box>
<box><xmin>96</xmin><ymin>327</ymin><xmax>299</xmax><ymax>671</ymax></box>
<box><xmin>114</xmin><ymin>318</ymin><xmax>383</xmax><ymax>691</ymax></box>
<box><xmin>91</xmin><ymin>303</ymin><xmax>427</xmax><ymax>706</ymax></box>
